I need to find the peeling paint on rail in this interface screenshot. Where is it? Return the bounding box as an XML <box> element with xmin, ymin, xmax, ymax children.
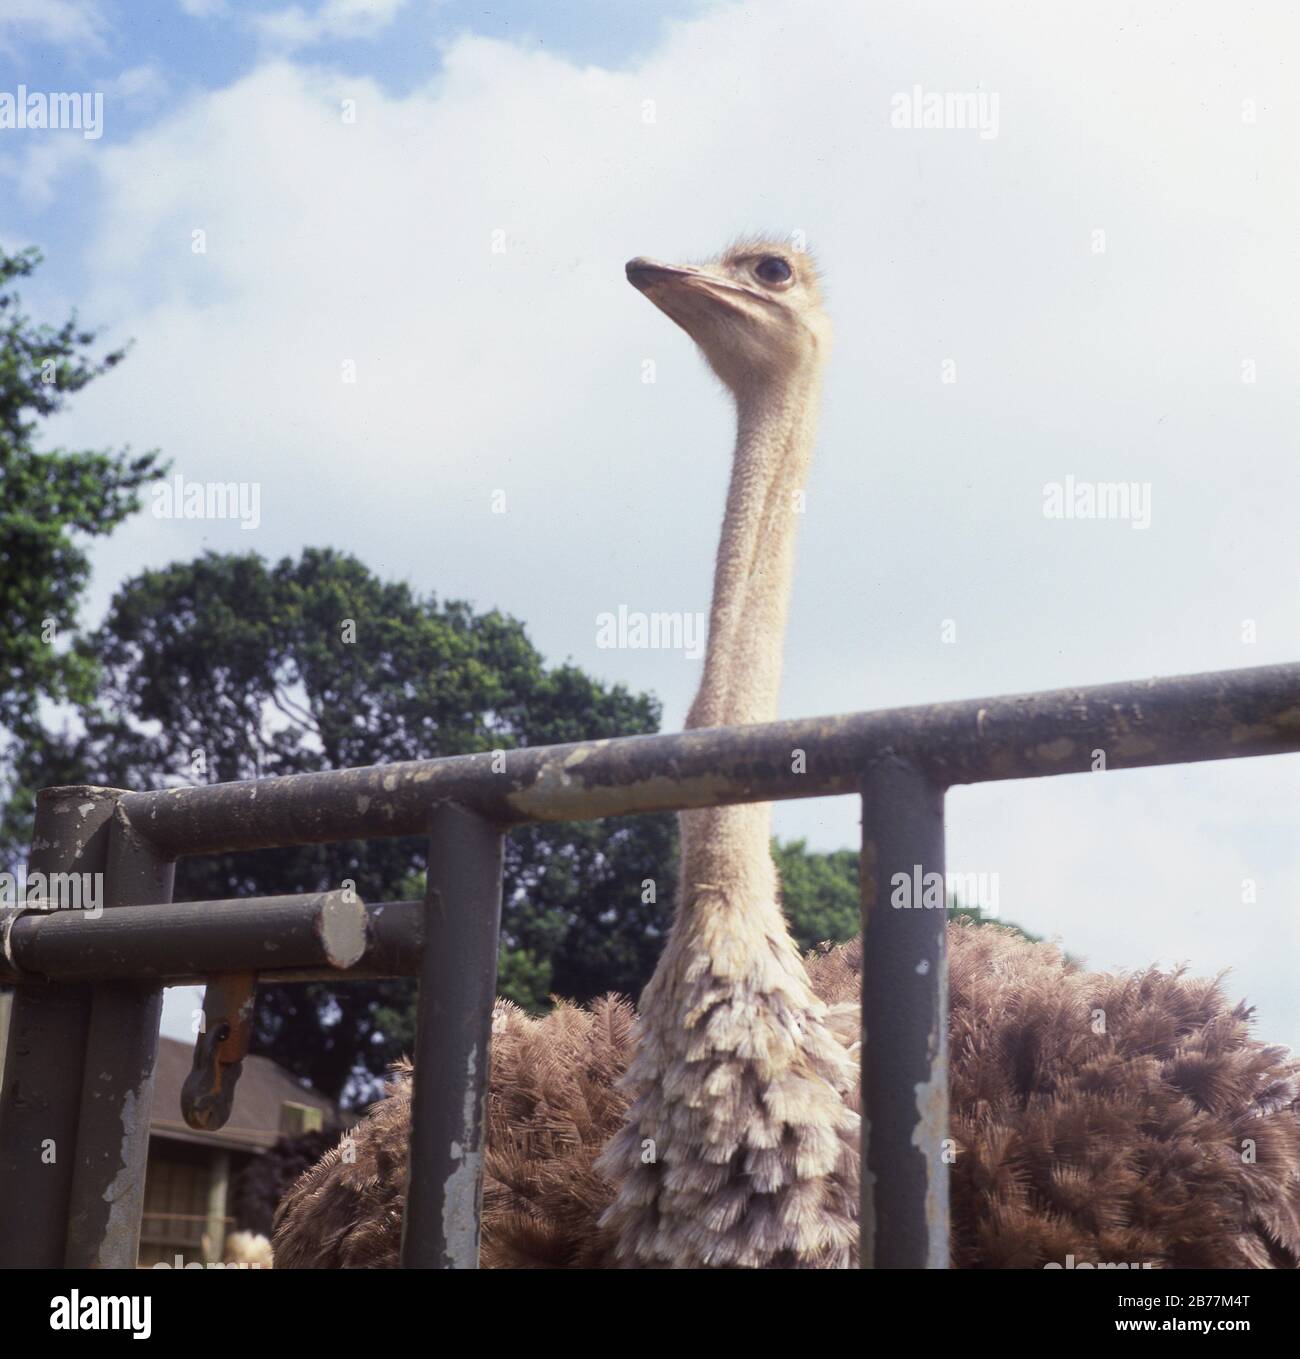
<box><xmin>109</xmin><ymin>661</ymin><xmax>1300</xmax><ymax>859</ymax></box>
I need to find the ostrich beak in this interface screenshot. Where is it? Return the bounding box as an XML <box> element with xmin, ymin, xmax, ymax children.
<box><xmin>625</xmin><ymin>257</ymin><xmax>698</xmax><ymax>290</ymax></box>
<box><xmin>625</xmin><ymin>257</ymin><xmax>767</xmax><ymax>312</ymax></box>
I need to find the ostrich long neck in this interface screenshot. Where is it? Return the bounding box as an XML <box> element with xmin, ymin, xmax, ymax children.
<box><xmin>603</xmin><ymin>353</ymin><xmax>856</xmax><ymax>1268</ymax></box>
<box><xmin>679</xmin><ymin>374</ymin><xmax>822</xmax><ymax>900</ymax></box>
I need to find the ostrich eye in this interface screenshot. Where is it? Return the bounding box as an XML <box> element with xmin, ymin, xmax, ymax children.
<box><xmin>755</xmin><ymin>256</ymin><xmax>792</xmax><ymax>285</ymax></box>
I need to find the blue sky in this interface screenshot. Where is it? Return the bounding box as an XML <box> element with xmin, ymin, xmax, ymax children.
<box><xmin>3</xmin><ymin>0</ymin><xmax>705</xmax><ymax>302</ymax></box>
<box><xmin>2</xmin><ymin>0</ymin><xmax>1298</xmax><ymax>1052</ymax></box>
<box><xmin>10</xmin><ymin>0</ymin><xmax>703</xmax><ymax>88</ymax></box>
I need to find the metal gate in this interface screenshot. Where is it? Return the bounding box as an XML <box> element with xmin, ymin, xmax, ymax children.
<box><xmin>1</xmin><ymin>660</ymin><xmax>1297</xmax><ymax>1268</ymax></box>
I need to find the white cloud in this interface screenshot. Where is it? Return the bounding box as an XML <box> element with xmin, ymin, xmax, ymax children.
<box><xmin>178</xmin><ymin>0</ymin><xmax>228</xmax><ymax>16</ymax></box>
<box><xmin>105</xmin><ymin>63</ymin><xmax>170</xmax><ymax>106</ymax></box>
<box><xmin>42</xmin><ymin>0</ymin><xmax>1300</xmax><ymax>1051</ymax></box>
<box><xmin>251</xmin><ymin>0</ymin><xmax>410</xmax><ymax>51</ymax></box>
<box><xmin>0</xmin><ymin>0</ymin><xmax>108</xmax><ymax>53</ymax></box>
<box><xmin>4</xmin><ymin>135</ymin><xmax>95</xmax><ymax>207</ymax></box>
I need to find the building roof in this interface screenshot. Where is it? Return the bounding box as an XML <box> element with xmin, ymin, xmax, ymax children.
<box><xmin>150</xmin><ymin>1036</ymin><xmax>341</xmax><ymax>1153</ymax></box>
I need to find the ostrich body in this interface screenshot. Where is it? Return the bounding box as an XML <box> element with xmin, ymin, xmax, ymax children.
<box><xmin>275</xmin><ymin>927</ymin><xmax>1300</xmax><ymax>1269</ymax></box>
<box><xmin>273</xmin><ymin>242</ymin><xmax>1300</xmax><ymax>1269</ymax></box>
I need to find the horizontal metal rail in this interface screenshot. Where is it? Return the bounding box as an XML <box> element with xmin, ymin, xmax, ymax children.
<box><xmin>2</xmin><ymin>658</ymin><xmax>1297</xmax><ymax>1272</ymax></box>
<box><xmin>114</xmin><ymin>661</ymin><xmax>1300</xmax><ymax>856</ymax></box>
<box><xmin>0</xmin><ymin>891</ymin><xmax>417</xmax><ymax>984</ymax></box>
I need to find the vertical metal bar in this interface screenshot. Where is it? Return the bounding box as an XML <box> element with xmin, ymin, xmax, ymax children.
<box><xmin>400</xmin><ymin>802</ymin><xmax>503</xmax><ymax>1269</ymax></box>
<box><xmin>0</xmin><ymin>786</ymin><xmax>121</xmax><ymax>1267</ymax></box>
<box><xmin>859</xmin><ymin>758</ymin><xmax>949</xmax><ymax>1269</ymax></box>
<box><xmin>64</xmin><ymin>811</ymin><xmax>173</xmax><ymax>1268</ymax></box>
<box><xmin>203</xmin><ymin>1149</ymin><xmax>231</xmax><ymax>1263</ymax></box>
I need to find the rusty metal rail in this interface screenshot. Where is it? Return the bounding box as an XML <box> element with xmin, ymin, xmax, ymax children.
<box><xmin>0</xmin><ymin>659</ymin><xmax>1297</xmax><ymax>1270</ymax></box>
<box><xmin>0</xmin><ymin>890</ymin><xmax>378</xmax><ymax>984</ymax></box>
<box><xmin>114</xmin><ymin>660</ymin><xmax>1300</xmax><ymax>853</ymax></box>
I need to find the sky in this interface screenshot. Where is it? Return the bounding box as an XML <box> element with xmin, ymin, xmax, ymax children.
<box><xmin>2</xmin><ymin>0</ymin><xmax>1298</xmax><ymax>1052</ymax></box>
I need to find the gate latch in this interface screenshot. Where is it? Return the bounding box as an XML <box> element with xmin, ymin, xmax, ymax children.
<box><xmin>181</xmin><ymin>971</ymin><xmax>258</xmax><ymax>1131</ymax></box>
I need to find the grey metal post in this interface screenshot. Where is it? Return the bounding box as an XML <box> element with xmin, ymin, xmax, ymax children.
<box><xmin>400</xmin><ymin>803</ymin><xmax>503</xmax><ymax>1269</ymax></box>
<box><xmin>0</xmin><ymin>786</ymin><xmax>120</xmax><ymax>1267</ymax></box>
<box><xmin>859</xmin><ymin>758</ymin><xmax>949</xmax><ymax>1269</ymax></box>
<box><xmin>64</xmin><ymin>810</ymin><xmax>174</xmax><ymax>1268</ymax></box>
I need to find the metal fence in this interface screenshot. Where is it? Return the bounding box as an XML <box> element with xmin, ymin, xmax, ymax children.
<box><xmin>1</xmin><ymin>660</ymin><xmax>1297</xmax><ymax>1269</ymax></box>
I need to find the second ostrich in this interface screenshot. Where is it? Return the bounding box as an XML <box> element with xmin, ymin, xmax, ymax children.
<box><xmin>274</xmin><ymin>240</ymin><xmax>1300</xmax><ymax>1269</ymax></box>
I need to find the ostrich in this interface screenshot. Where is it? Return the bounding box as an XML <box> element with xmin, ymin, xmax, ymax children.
<box><xmin>274</xmin><ymin>240</ymin><xmax>1300</xmax><ymax>1269</ymax></box>
<box><xmin>593</xmin><ymin>244</ymin><xmax>856</xmax><ymax>1267</ymax></box>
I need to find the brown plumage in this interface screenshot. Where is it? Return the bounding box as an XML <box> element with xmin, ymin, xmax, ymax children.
<box><xmin>274</xmin><ymin>921</ymin><xmax>1300</xmax><ymax>1269</ymax></box>
<box><xmin>274</xmin><ymin>994</ymin><xmax>634</xmax><ymax>1269</ymax></box>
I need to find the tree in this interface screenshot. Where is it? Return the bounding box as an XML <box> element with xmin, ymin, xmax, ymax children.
<box><xmin>773</xmin><ymin>837</ymin><xmax>860</xmax><ymax>952</ymax></box>
<box><xmin>0</xmin><ymin>245</ymin><xmax>164</xmax><ymax>744</ymax></box>
<box><xmin>0</xmin><ymin>245</ymin><xmax>166</xmax><ymax>876</ymax></box>
<box><xmin>42</xmin><ymin>547</ymin><xmax>675</xmax><ymax>1101</ymax></box>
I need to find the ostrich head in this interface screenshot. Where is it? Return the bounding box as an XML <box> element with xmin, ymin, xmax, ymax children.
<box><xmin>625</xmin><ymin>237</ymin><xmax>830</xmax><ymax>394</ymax></box>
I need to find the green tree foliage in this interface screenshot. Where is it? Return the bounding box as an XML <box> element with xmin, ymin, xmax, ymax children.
<box><xmin>773</xmin><ymin>838</ymin><xmax>860</xmax><ymax>952</ymax></box>
<box><xmin>29</xmin><ymin>547</ymin><xmax>675</xmax><ymax>1101</ymax></box>
<box><xmin>0</xmin><ymin>245</ymin><xmax>164</xmax><ymax>745</ymax></box>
